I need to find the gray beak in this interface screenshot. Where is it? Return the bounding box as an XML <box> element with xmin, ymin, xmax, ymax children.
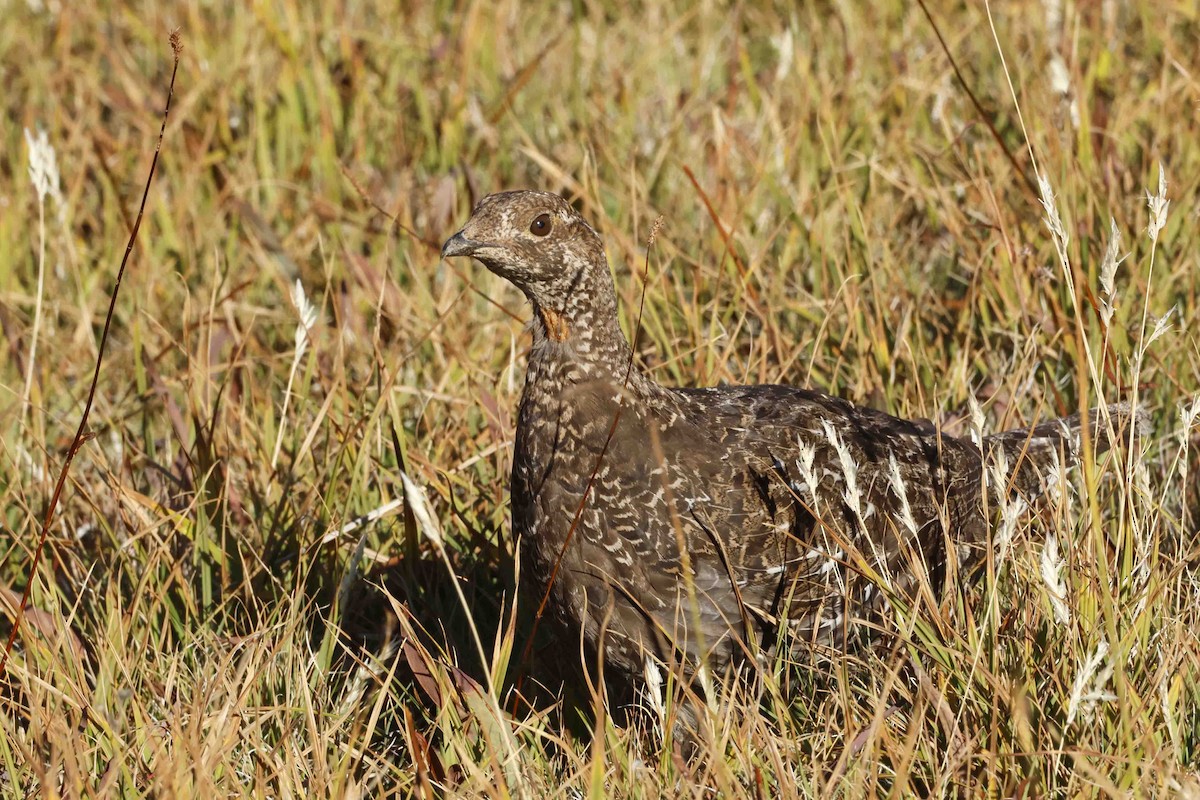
<box><xmin>440</xmin><ymin>231</ymin><xmax>485</xmax><ymax>259</ymax></box>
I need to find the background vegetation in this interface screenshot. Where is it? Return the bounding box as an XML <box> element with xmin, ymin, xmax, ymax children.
<box><xmin>1</xmin><ymin>0</ymin><xmax>1198</xmax><ymax>796</ymax></box>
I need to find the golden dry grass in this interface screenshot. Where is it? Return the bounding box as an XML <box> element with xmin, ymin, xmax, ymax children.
<box><xmin>1</xmin><ymin>1</ymin><xmax>1198</xmax><ymax>796</ymax></box>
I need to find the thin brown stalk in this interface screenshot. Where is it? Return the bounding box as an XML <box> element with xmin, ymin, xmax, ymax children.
<box><xmin>0</xmin><ymin>31</ymin><xmax>183</xmax><ymax>676</ymax></box>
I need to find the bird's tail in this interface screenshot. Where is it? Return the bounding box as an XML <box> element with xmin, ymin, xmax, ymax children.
<box><xmin>982</xmin><ymin>402</ymin><xmax>1149</xmax><ymax>499</ymax></box>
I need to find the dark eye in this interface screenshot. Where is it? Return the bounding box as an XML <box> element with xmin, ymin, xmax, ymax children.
<box><xmin>530</xmin><ymin>213</ymin><xmax>552</xmax><ymax>237</ymax></box>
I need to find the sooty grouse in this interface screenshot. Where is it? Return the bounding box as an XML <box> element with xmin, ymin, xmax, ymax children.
<box><xmin>441</xmin><ymin>190</ymin><xmax>1144</xmax><ymax>702</ymax></box>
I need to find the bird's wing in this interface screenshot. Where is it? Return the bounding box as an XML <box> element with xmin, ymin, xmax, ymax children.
<box><xmin>662</xmin><ymin>384</ymin><xmax>987</xmax><ymax>646</ymax></box>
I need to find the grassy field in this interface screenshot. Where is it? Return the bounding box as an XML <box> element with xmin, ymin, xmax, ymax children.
<box><xmin>1</xmin><ymin>0</ymin><xmax>1198</xmax><ymax>796</ymax></box>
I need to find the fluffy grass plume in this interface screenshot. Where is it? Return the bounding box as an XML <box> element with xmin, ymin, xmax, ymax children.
<box><xmin>0</xmin><ymin>1</ymin><xmax>1198</xmax><ymax>797</ymax></box>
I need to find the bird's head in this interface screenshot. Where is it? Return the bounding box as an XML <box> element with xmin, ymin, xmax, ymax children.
<box><xmin>440</xmin><ymin>190</ymin><xmax>608</xmax><ymax>312</ymax></box>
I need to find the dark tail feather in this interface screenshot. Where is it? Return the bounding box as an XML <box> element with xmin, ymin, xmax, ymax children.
<box><xmin>983</xmin><ymin>402</ymin><xmax>1150</xmax><ymax>499</ymax></box>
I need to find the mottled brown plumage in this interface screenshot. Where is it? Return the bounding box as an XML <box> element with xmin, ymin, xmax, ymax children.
<box><xmin>442</xmin><ymin>190</ymin><xmax>1144</xmax><ymax>702</ymax></box>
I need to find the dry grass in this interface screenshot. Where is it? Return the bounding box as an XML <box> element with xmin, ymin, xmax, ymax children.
<box><xmin>1</xmin><ymin>1</ymin><xmax>1198</xmax><ymax>796</ymax></box>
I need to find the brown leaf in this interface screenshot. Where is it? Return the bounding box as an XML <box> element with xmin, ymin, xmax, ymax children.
<box><xmin>404</xmin><ymin>706</ymin><xmax>444</xmax><ymax>799</ymax></box>
<box><xmin>400</xmin><ymin>637</ymin><xmax>444</xmax><ymax>708</ymax></box>
<box><xmin>0</xmin><ymin>583</ymin><xmax>88</xmax><ymax>666</ymax></box>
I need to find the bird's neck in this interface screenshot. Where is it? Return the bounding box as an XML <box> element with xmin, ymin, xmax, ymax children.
<box><xmin>527</xmin><ymin>270</ymin><xmax>634</xmax><ymax>377</ymax></box>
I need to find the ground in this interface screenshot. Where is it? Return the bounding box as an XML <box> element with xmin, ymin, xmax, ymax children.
<box><xmin>0</xmin><ymin>1</ymin><xmax>1198</xmax><ymax>797</ymax></box>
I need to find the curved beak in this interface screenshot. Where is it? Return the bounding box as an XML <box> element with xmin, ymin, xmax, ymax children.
<box><xmin>441</xmin><ymin>231</ymin><xmax>486</xmax><ymax>259</ymax></box>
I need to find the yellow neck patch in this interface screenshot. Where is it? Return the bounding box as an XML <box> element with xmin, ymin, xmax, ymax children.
<box><xmin>538</xmin><ymin>306</ymin><xmax>570</xmax><ymax>342</ymax></box>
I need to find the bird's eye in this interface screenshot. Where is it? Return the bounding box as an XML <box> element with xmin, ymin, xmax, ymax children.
<box><xmin>530</xmin><ymin>213</ymin><xmax>552</xmax><ymax>237</ymax></box>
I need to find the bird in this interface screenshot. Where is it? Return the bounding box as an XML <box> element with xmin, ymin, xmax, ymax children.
<box><xmin>441</xmin><ymin>189</ymin><xmax>1144</xmax><ymax>715</ymax></box>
